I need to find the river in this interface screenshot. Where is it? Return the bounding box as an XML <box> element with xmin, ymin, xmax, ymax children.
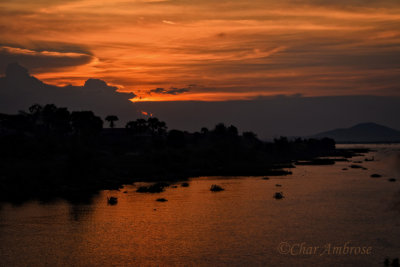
<box><xmin>1</xmin><ymin>144</ymin><xmax>399</xmax><ymax>266</ymax></box>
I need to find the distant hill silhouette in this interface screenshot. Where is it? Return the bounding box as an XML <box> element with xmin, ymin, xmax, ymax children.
<box><xmin>313</xmin><ymin>122</ymin><xmax>400</xmax><ymax>143</ymax></box>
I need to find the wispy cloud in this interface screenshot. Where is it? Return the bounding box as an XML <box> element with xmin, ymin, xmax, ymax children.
<box><xmin>0</xmin><ymin>45</ymin><xmax>94</xmax><ymax>74</ymax></box>
<box><xmin>1</xmin><ymin>0</ymin><xmax>399</xmax><ymax>100</ymax></box>
<box><xmin>150</xmin><ymin>87</ymin><xmax>189</xmax><ymax>95</ymax></box>
<box><xmin>162</xmin><ymin>20</ymin><xmax>176</xmax><ymax>25</ymax></box>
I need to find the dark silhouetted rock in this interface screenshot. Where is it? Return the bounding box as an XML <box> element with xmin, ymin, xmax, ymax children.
<box><xmin>273</xmin><ymin>192</ymin><xmax>284</xmax><ymax>199</ymax></box>
<box><xmin>107</xmin><ymin>196</ymin><xmax>118</xmax><ymax>205</ymax></box>
<box><xmin>136</xmin><ymin>182</ymin><xmax>169</xmax><ymax>193</ymax></box>
<box><xmin>350</xmin><ymin>164</ymin><xmax>363</xmax><ymax>169</ymax></box>
<box><xmin>210</xmin><ymin>184</ymin><xmax>224</xmax><ymax>192</ymax></box>
<box><xmin>384</xmin><ymin>258</ymin><xmax>390</xmax><ymax>266</ymax></box>
<box><xmin>296</xmin><ymin>159</ymin><xmax>335</xmax><ymax>165</ymax></box>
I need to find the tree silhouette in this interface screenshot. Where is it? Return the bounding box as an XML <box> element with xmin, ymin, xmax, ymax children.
<box><xmin>213</xmin><ymin>123</ymin><xmax>227</xmax><ymax>135</ymax></box>
<box><xmin>126</xmin><ymin>117</ymin><xmax>167</xmax><ymax>135</ymax></box>
<box><xmin>42</xmin><ymin>104</ymin><xmax>58</xmax><ymax>131</ymax></box>
<box><xmin>227</xmin><ymin>125</ymin><xmax>238</xmax><ymax>136</ymax></box>
<box><xmin>51</xmin><ymin>107</ymin><xmax>71</xmax><ymax>134</ymax></box>
<box><xmin>126</xmin><ymin>119</ymin><xmax>147</xmax><ymax>134</ymax></box>
<box><xmin>71</xmin><ymin>111</ymin><xmax>103</xmax><ymax>136</ymax></box>
<box><xmin>200</xmin><ymin>127</ymin><xmax>209</xmax><ymax>135</ymax></box>
<box><xmin>28</xmin><ymin>104</ymin><xmax>43</xmax><ymax>127</ymax></box>
<box><xmin>147</xmin><ymin>117</ymin><xmax>167</xmax><ymax>135</ymax></box>
<box><xmin>243</xmin><ymin>131</ymin><xmax>257</xmax><ymax>140</ymax></box>
<box><xmin>29</xmin><ymin>104</ymin><xmax>42</xmax><ymax>116</ymax></box>
<box><xmin>105</xmin><ymin>115</ymin><xmax>119</xmax><ymax>128</ymax></box>
<box><xmin>26</xmin><ymin>104</ymin><xmax>71</xmax><ymax>134</ymax></box>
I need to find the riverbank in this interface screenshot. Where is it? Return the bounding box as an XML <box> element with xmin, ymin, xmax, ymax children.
<box><xmin>0</xmin><ymin>135</ymin><xmax>367</xmax><ymax>203</ymax></box>
<box><xmin>0</xmin><ymin>105</ymin><xmax>367</xmax><ymax>203</ymax></box>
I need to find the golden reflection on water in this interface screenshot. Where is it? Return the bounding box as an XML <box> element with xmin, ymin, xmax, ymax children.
<box><xmin>1</xmin><ymin>145</ymin><xmax>400</xmax><ymax>266</ymax></box>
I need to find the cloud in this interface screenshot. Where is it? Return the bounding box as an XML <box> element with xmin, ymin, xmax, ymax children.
<box><xmin>0</xmin><ymin>63</ymin><xmax>138</xmax><ymax>124</ymax></box>
<box><xmin>162</xmin><ymin>20</ymin><xmax>175</xmax><ymax>25</ymax></box>
<box><xmin>216</xmin><ymin>32</ymin><xmax>227</xmax><ymax>38</ymax></box>
<box><xmin>150</xmin><ymin>86</ymin><xmax>190</xmax><ymax>95</ymax></box>
<box><xmin>1</xmin><ymin>0</ymin><xmax>400</xmax><ymax>99</ymax></box>
<box><xmin>1</xmin><ymin>64</ymin><xmax>399</xmax><ymax>139</ymax></box>
<box><xmin>0</xmin><ymin>45</ymin><xmax>94</xmax><ymax>73</ymax></box>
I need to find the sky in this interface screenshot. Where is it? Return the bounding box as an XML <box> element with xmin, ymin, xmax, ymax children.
<box><xmin>1</xmin><ymin>0</ymin><xmax>400</xmax><ymax>101</ymax></box>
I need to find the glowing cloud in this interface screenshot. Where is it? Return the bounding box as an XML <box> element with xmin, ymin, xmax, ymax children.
<box><xmin>0</xmin><ymin>0</ymin><xmax>399</xmax><ymax>100</ymax></box>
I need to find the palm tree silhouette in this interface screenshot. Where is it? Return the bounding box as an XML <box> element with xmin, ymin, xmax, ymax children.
<box><xmin>105</xmin><ymin>115</ymin><xmax>119</xmax><ymax>128</ymax></box>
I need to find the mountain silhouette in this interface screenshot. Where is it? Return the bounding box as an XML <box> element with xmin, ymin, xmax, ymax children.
<box><xmin>313</xmin><ymin>122</ymin><xmax>400</xmax><ymax>143</ymax></box>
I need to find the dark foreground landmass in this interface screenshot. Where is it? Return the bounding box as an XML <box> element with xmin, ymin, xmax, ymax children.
<box><xmin>0</xmin><ymin>104</ymin><xmax>367</xmax><ymax>203</ymax></box>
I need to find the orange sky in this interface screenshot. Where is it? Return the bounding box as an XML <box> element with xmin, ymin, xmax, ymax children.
<box><xmin>0</xmin><ymin>0</ymin><xmax>399</xmax><ymax>101</ymax></box>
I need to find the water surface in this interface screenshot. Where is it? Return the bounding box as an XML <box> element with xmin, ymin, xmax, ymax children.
<box><xmin>1</xmin><ymin>144</ymin><xmax>400</xmax><ymax>266</ymax></box>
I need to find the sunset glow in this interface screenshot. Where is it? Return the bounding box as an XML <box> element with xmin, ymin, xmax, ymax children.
<box><xmin>1</xmin><ymin>0</ymin><xmax>399</xmax><ymax>101</ymax></box>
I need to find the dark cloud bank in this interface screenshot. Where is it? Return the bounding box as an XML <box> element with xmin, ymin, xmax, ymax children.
<box><xmin>1</xmin><ymin>63</ymin><xmax>399</xmax><ymax>139</ymax></box>
<box><xmin>150</xmin><ymin>87</ymin><xmax>190</xmax><ymax>95</ymax></box>
<box><xmin>0</xmin><ymin>45</ymin><xmax>94</xmax><ymax>73</ymax></box>
<box><xmin>0</xmin><ymin>63</ymin><xmax>138</xmax><ymax>123</ymax></box>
